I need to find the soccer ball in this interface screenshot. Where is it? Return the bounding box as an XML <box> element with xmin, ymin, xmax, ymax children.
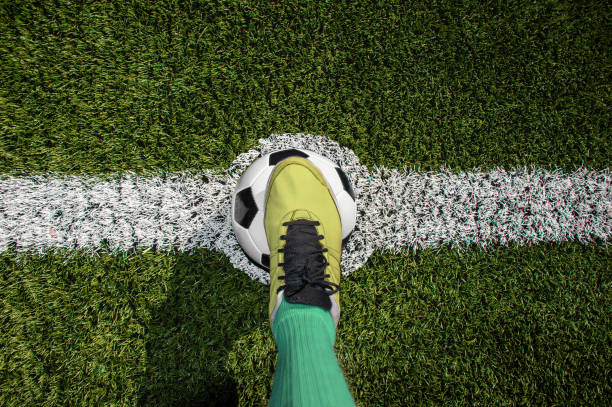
<box><xmin>231</xmin><ymin>148</ymin><xmax>357</xmax><ymax>270</ymax></box>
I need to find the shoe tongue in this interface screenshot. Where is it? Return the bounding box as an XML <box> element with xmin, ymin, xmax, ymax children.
<box><xmin>282</xmin><ymin>220</ymin><xmax>331</xmax><ymax>310</ymax></box>
<box><xmin>285</xmin><ymin>221</ymin><xmax>321</xmax><ymax>257</ymax></box>
<box><xmin>286</xmin><ymin>219</ymin><xmax>317</xmax><ymax>233</ymax></box>
<box><xmin>284</xmin><ymin>285</ymin><xmax>332</xmax><ymax>311</ymax></box>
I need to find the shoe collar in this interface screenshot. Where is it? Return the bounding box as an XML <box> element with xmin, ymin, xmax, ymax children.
<box><xmin>270</xmin><ymin>289</ymin><xmax>340</xmax><ymax>330</ymax></box>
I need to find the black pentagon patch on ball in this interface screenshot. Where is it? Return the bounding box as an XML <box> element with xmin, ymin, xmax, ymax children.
<box><xmin>342</xmin><ymin>231</ymin><xmax>353</xmax><ymax>248</ymax></box>
<box><xmin>234</xmin><ymin>187</ymin><xmax>258</xmax><ymax>229</ymax></box>
<box><xmin>243</xmin><ymin>250</ymin><xmax>270</xmax><ymax>272</ymax></box>
<box><xmin>269</xmin><ymin>149</ymin><xmax>309</xmax><ymax>165</ymax></box>
<box><xmin>261</xmin><ymin>253</ymin><xmax>270</xmax><ymax>269</ymax></box>
<box><xmin>335</xmin><ymin>167</ymin><xmax>355</xmax><ymax>200</ymax></box>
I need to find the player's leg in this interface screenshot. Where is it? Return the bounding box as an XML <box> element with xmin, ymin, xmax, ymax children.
<box><xmin>265</xmin><ymin>157</ymin><xmax>355</xmax><ymax>407</ymax></box>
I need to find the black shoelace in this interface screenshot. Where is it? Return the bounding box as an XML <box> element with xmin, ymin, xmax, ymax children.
<box><xmin>277</xmin><ymin>219</ymin><xmax>339</xmax><ymax>297</ymax></box>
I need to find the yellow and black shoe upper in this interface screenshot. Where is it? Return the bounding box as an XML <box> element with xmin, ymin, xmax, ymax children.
<box><xmin>264</xmin><ymin>157</ymin><xmax>342</xmax><ymax>327</ymax></box>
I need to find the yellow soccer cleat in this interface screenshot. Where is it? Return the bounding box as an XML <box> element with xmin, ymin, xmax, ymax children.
<box><xmin>265</xmin><ymin>156</ymin><xmax>342</xmax><ymax>328</ymax></box>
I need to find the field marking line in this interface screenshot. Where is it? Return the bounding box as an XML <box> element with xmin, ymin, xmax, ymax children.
<box><xmin>1</xmin><ymin>134</ymin><xmax>610</xmax><ymax>283</ymax></box>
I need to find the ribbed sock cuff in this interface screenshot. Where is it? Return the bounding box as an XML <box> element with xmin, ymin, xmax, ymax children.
<box><xmin>273</xmin><ymin>302</ymin><xmax>336</xmax><ymax>347</ymax></box>
<box><xmin>269</xmin><ymin>301</ymin><xmax>355</xmax><ymax>407</ymax></box>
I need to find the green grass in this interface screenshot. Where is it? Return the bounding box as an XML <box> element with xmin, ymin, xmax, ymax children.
<box><xmin>1</xmin><ymin>245</ymin><xmax>610</xmax><ymax>406</ymax></box>
<box><xmin>0</xmin><ymin>0</ymin><xmax>610</xmax><ymax>405</ymax></box>
<box><xmin>1</xmin><ymin>0</ymin><xmax>610</xmax><ymax>174</ymax></box>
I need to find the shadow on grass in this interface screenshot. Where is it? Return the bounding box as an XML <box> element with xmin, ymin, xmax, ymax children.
<box><xmin>138</xmin><ymin>250</ymin><xmax>268</xmax><ymax>406</ymax></box>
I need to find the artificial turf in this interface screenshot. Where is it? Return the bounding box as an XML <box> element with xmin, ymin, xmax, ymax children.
<box><xmin>0</xmin><ymin>0</ymin><xmax>610</xmax><ymax>406</ymax></box>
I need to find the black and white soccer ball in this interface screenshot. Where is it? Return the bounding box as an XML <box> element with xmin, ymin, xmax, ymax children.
<box><xmin>231</xmin><ymin>148</ymin><xmax>357</xmax><ymax>270</ymax></box>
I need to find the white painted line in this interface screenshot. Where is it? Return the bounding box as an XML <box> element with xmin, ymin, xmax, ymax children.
<box><xmin>1</xmin><ymin>134</ymin><xmax>610</xmax><ymax>283</ymax></box>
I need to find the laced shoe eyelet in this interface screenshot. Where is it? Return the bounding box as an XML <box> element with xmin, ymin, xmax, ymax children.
<box><xmin>275</xmin><ymin>219</ymin><xmax>340</xmax><ymax>299</ymax></box>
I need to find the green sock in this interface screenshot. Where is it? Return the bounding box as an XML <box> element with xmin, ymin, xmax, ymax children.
<box><xmin>269</xmin><ymin>300</ymin><xmax>355</xmax><ymax>407</ymax></box>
